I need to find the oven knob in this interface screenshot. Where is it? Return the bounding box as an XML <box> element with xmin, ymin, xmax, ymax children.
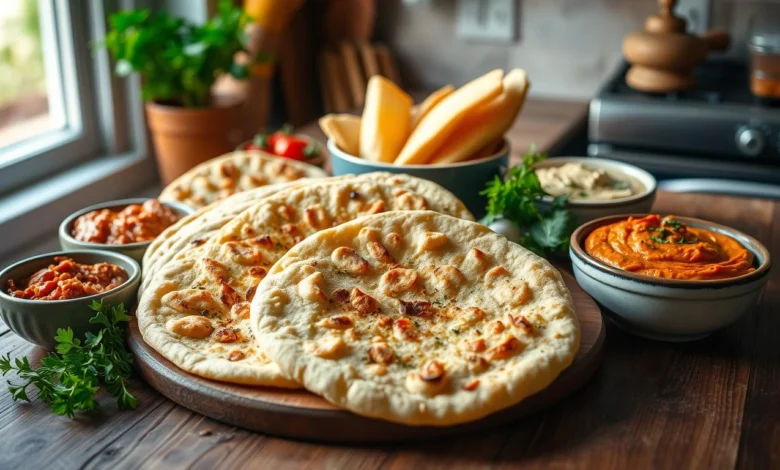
<box><xmin>736</xmin><ymin>126</ymin><xmax>765</xmax><ymax>157</ymax></box>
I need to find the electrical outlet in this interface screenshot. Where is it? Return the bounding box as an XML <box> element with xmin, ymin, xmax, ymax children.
<box><xmin>455</xmin><ymin>0</ymin><xmax>517</xmax><ymax>43</ymax></box>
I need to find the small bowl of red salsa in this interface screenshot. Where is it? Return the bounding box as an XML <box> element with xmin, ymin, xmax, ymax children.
<box><xmin>0</xmin><ymin>251</ymin><xmax>140</xmax><ymax>350</ymax></box>
<box><xmin>59</xmin><ymin>198</ymin><xmax>194</xmax><ymax>264</ymax></box>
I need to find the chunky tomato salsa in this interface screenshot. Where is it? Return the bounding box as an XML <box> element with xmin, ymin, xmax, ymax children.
<box><xmin>6</xmin><ymin>256</ymin><xmax>128</xmax><ymax>300</ymax></box>
<box><xmin>71</xmin><ymin>199</ymin><xmax>181</xmax><ymax>245</ymax></box>
<box><xmin>584</xmin><ymin>214</ymin><xmax>755</xmax><ymax>281</ymax></box>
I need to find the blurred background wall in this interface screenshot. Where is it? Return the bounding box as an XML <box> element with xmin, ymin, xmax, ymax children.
<box><xmin>376</xmin><ymin>0</ymin><xmax>779</xmax><ymax>99</ymax></box>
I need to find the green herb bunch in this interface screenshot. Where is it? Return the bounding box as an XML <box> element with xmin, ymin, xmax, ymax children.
<box><xmin>100</xmin><ymin>0</ymin><xmax>253</xmax><ymax>107</ymax></box>
<box><xmin>0</xmin><ymin>301</ymin><xmax>137</xmax><ymax>418</ymax></box>
<box><xmin>481</xmin><ymin>150</ymin><xmax>577</xmax><ymax>256</ymax></box>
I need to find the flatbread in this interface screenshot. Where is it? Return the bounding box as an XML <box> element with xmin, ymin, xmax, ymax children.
<box><xmin>159</xmin><ymin>151</ymin><xmax>327</xmax><ymax>209</ymax></box>
<box><xmin>250</xmin><ymin>211</ymin><xmax>580</xmax><ymax>425</ymax></box>
<box><xmin>142</xmin><ymin>182</ymin><xmax>307</xmax><ymax>295</ymax></box>
<box><xmin>138</xmin><ymin>175</ymin><xmax>473</xmax><ymax>386</ymax></box>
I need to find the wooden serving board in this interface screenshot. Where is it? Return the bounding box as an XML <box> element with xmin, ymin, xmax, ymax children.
<box><xmin>128</xmin><ymin>270</ymin><xmax>604</xmax><ymax>443</ymax></box>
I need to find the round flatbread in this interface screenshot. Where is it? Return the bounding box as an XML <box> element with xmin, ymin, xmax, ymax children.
<box><xmin>250</xmin><ymin>211</ymin><xmax>580</xmax><ymax>425</ymax></box>
<box><xmin>142</xmin><ymin>182</ymin><xmax>307</xmax><ymax>295</ymax></box>
<box><xmin>159</xmin><ymin>151</ymin><xmax>327</xmax><ymax>209</ymax></box>
<box><xmin>138</xmin><ymin>175</ymin><xmax>473</xmax><ymax>386</ymax></box>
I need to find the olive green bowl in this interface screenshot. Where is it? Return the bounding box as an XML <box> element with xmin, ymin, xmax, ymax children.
<box><xmin>0</xmin><ymin>250</ymin><xmax>141</xmax><ymax>350</ymax></box>
<box><xmin>59</xmin><ymin>198</ymin><xmax>194</xmax><ymax>264</ymax></box>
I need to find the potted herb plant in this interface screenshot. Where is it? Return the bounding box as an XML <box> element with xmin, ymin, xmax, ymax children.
<box><xmin>100</xmin><ymin>1</ymin><xmax>256</xmax><ymax>183</ymax></box>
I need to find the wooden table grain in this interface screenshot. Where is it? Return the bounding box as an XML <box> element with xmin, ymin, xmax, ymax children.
<box><xmin>0</xmin><ymin>100</ymin><xmax>778</xmax><ymax>469</ymax></box>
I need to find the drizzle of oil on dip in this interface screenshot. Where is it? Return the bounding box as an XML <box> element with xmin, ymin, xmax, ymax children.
<box><xmin>584</xmin><ymin>214</ymin><xmax>755</xmax><ymax>281</ymax></box>
<box><xmin>535</xmin><ymin>162</ymin><xmax>643</xmax><ymax>201</ymax></box>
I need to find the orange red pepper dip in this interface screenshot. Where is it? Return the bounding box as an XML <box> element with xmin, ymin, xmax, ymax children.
<box><xmin>584</xmin><ymin>214</ymin><xmax>755</xmax><ymax>281</ymax></box>
<box><xmin>7</xmin><ymin>256</ymin><xmax>128</xmax><ymax>301</ymax></box>
<box><xmin>71</xmin><ymin>199</ymin><xmax>180</xmax><ymax>245</ymax></box>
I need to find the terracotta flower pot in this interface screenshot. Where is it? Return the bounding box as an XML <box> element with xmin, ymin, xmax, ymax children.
<box><xmin>145</xmin><ymin>100</ymin><xmax>244</xmax><ymax>184</ymax></box>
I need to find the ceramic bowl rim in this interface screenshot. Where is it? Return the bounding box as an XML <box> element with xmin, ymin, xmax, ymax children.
<box><xmin>0</xmin><ymin>250</ymin><xmax>141</xmax><ymax>305</ymax></box>
<box><xmin>327</xmin><ymin>138</ymin><xmax>510</xmax><ymax>170</ymax></box>
<box><xmin>59</xmin><ymin>198</ymin><xmax>194</xmax><ymax>249</ymax></box>
<box><xmin>534</xmin><ymin>157</ymin><xmax>657</xmax><ymax>207</ymax></box>
<box><xmin>570</xmin><ymin>214</ymin><xmax>772</xmax><ymax>289</ymax></box>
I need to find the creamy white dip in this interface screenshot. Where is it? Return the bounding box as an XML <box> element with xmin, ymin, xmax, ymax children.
<box><xmin>535</xmin><ymin>163</ymin><xmax>643</xmax><ymax>201</ymax></box>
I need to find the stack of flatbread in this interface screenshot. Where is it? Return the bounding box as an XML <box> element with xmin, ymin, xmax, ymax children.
<box><xmin>139</xmin><ymin>151</ymin><xmax>580</xmax><ymax>426</ymax></box>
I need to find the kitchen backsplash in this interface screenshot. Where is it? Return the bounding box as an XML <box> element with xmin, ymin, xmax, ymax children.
<box><xmin>377</xmin><ymin>0</ymin><xmax>780</xmax><ymax>99</ymax></box>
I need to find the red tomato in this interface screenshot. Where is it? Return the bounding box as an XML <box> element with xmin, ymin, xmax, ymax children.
<box><xmin>272</xmin><ymin>136</ymin><xmax>309</xmax><ymax>161</ymax></box>
<box><xmin>266</xmin><ymin>131</ymin><xmax>286</xmax><ymax>149</ymax></box>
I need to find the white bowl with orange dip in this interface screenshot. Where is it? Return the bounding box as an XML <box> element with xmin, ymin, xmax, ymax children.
<box><xmin>569</xmin><ymin>214</ymin><xmax>771</xmax><ymax>342</ymax></box>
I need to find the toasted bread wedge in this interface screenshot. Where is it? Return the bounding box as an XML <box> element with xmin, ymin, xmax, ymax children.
<box><xmin>319</xmin><ymin>114</ymin><xmax>362</xmax><ymax>156</ymax></box>
<box><xmin>430</xmin><ymin>69</ymin><xmax>529</xmax><ymax>165</ymax></box>
<box><xmin>410</xmin><ymin>84</ymin><xmax>454</xmax><ymax>130</ymax></box>
<box><xmin>395</xmin><ymin>69</ymin><xmax>504</xmax><ymax>165</ymax></box>
<box><xmin>359</xmin><ymin>76</ymin><xmax>412</xmax><ymax>162</ymax></box>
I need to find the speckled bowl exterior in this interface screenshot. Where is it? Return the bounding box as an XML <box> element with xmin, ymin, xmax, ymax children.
<box><xmin>0</xmin><ymin>251</ymin><xmax>141</xmax><ymax>350</ymax></box>
<box><xmin>534</xmin><ymin>157</ymin><xmax>657</xmax><ymax>224</ymax></box>
<box><xmin>59</xmin><ymin>198</ymin><xmax>194</xmax><ymax>264</ymax></box>
<box><xmin>328</xmin><ymin>139</ymin><xmax>509</xmax><ymax>219</ymax></box>
<box><xmin>569</xmin><ymin>215</ymin><xmax>771</xmax><ymax>342</ymax></box>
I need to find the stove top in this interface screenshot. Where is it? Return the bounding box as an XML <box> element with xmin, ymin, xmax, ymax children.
<box><xmin>589</xmin><ymin>60</ymin><xmax>780</xmax><ymax>182</ymax></box>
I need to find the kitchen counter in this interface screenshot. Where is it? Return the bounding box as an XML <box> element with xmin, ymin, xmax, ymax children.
<box><xmin>1</xmin><ymin>100</ymin><xmax>778</xmax><ymax>469</ymax></box>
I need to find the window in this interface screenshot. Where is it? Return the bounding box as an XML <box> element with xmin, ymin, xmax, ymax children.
<box><xmin>0</xmin><ymin>0</ymin><xmax>54</xmax><ymax>149</ymax></box>
<box><xmin>0</xmin><ymin>0</ymin><xmax>149</xmax><ymax>195</ymax></box>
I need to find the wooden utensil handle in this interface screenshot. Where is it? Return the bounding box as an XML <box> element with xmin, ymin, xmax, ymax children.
<box><xmin>659</xmin><ymin>0</ymin><xmax>677</xmax><ymax>17</ymax></box>
<box><xmin>702</xmin><ymin>30</ymin><xmax>731</xmax><ymax>52</ymax></box>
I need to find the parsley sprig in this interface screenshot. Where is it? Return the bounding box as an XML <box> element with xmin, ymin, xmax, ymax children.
<box><xmin>481</xmin><ymin>150</ymin><xmax>577</xmax><ymax>256</ymax></box>
<box><xmin>648</xmin><ymin>217</ymin><xmax>697</xmax><ymax>245</ymax></box>
<box><xmin>0</xmin><ymin>301</ymin><xmax>137</xmax><ymax>418</ymax></box>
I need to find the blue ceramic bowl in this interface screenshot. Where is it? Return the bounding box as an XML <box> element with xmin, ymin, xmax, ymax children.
<box><xmin>328</xmin><ymin>139</ymin><xmax>509</xmax><ymax>218</ymax></box>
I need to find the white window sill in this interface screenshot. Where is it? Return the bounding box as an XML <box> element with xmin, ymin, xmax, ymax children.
<box><xmin>0</xmin><ymin>153</ymin><xmax>157</xmax><ymax>262</ymax></box>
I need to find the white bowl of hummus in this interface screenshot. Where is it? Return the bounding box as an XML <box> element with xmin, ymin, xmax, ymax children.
<box><xmin>533</xmin><ymin>157</ymin><xmax>656</xmax><ymax>223</ymax></box>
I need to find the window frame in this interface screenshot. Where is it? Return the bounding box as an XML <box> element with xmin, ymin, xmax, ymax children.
<box><xmin>0</xmin><ymin>0</ymin><xmax>153</xmax><ymax>195</ymax></box>
<box><xmin>0</xmin><ymin>0</ymin><xmax>159</xmax><ymax>262</ymax></box>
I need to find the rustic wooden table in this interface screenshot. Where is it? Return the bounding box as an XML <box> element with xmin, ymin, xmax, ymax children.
<box><xmin>0</xmin><ymin>100</ymin><xmax>777</xmax><ymax>469</ymax></box>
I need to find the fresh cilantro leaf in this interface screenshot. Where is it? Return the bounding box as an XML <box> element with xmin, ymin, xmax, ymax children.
<box><xmin>0</xmin><ymin>301</ymin><xmax>137</xmax><ymax>418</ymax></box>
<box><xmin>54</xmin><ymin>328</ymin><xmax>77</xmax><ymax>354</ymax></box>
<box><xmin>662</xmin><ymin>217</ymin><xmax>683</xmax><ymax>231</ymax></box>
<box><xmin>528</xmin><ymin>209</ymin><xmax>576</xmax><ymax>252</ymax></box>
<box><xmin>551</xmin><ymin>195</ymin><xmax>570</xmax><ymax>211</ymax></box>
<box><xmin>481</xmin><ymin>149</ymin><xmax>577</xmax><ymax>257</ymax></box>
<box><xmin>8</xmin><ymin>384</ymin><xmax>29</xmax><ymax>402</ymax></box>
